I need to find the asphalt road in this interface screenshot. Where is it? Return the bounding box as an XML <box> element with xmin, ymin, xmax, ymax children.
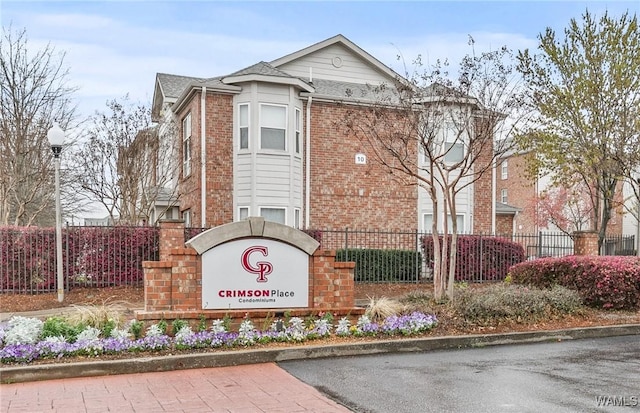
<box><xmin>279</xmin><ymin>335</ymin><xmax>640</xmax><ymax>413</ymax></box>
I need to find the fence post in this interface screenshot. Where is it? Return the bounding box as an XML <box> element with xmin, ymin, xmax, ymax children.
<box><xmin>415</xmin><ymin>229</ymin><xmax>419</xmax><ymax>283</ymax></box>
<box><xmin>344</xmin><ymin>227</ymin><xmax>349</xmax><ymax>261</ymax></box>
<box><xmin>65</xmin><ymin>223</ymin><xmax>69</xmax><ymax>292</ymax></box>
<box><xmin>538</xmin><ymin>231</ymin><xmax>543</xmax><ymax>258</ymax></box>
<box><xmin>479</xmin><ymin>234</ymin><xmax>484</xmax><ymax>282</ymax></box>
<box><xmin>159</xmin><ymin>220</ymin><xmax>186</xmax><ymax>261</ymax></box>
<box><xmin>573</xmin><ymin>231</ymin><xmax>599</xmax><ymax>256</ymax></box>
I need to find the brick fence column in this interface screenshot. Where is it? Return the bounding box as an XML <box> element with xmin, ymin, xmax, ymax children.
<box><xmin>573</xmin><ymin>231</ymin><xmax>599</xmax><ymax>256</ymax></box>
<box><xmin>170</xmin><ymin>247</ymin><xmax>199</xmax><ymax>311</ymax></box>
<box><xmin>159</xmin><ymin>220</ymin><xmax>185</xmax><ymax>261</ymax></box>
<box><xmin>143</xmin><ymin>261</ymin><xmax>172</xmax><ymax>311</ymax></box>
<box><xmin>310</xmin><ymin>249</ymin><xmax>355</xmax><ymax>309</ymax></box>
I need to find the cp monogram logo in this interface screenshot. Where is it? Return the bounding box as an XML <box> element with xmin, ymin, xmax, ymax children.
<box><xmin>240</xmin><ymin>246</ymin><xmax>273</xmax><ymax>283</ymax></box>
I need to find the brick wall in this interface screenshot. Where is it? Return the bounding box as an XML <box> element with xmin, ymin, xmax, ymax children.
<box><xmin>496</xmin><ymin>214</ymin><xmax>514</xmax><ymax>235</ymax></box>
<box><xmin>177</xmin><ymin>97</ymin><xmax>203</xmax><ymax>226</ymax></box>
<box><xmin>204</xmin><ymin>94</ymin><xmax>234</xmax><ymax>227</ymax></box>
<box><xmin>177</xmin><ymin>92</ymin><xmax>235</xmax><ymax>228</ymax></box>
<box><xmin>307</xmin><ymin>102</ymin><xmax>418</xmax><ymax>230</ymax></box>
<box><xmin>472</xmin><ymin>121</ymin><xmax>494</xmax><ymax>233</ymax></box>
<box><xmin>175</xmin><ymin>91</ymin><xmax>512</xmax><ymax>233</ymax></box>
<box><xmin>498</xmin><ymin>152</ymin><xmax>625</xmax><ymax>236</ymax></box>
<box><xmin>497</xmin><ymin>152</ymin><xmax>538</xmax><ymax>233</ymax></box>
<box><xmin>574</xmin><ymin>231</ymin><xmax>599</xmax><ymax>255</ymax></box>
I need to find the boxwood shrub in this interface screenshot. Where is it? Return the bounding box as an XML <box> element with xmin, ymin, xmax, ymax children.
<box><xmin>336</xmin><ymin>248</ymin><xmax>421</xmax><ymax>283</ymax></box>
<box><xmin>508</xmin><ymin>256</ymin><xmax>640</xmax><ymax>310</ymax></box>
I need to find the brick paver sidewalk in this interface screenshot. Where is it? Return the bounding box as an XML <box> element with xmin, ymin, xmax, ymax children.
<box><xmin>1</xmin><ymin>363</ymin><xmax>350</xmax><ymax>412</ymax></box>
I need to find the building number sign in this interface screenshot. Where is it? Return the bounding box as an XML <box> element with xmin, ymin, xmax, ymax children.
<box><xmin>355</xmin><ymin>153</ymin><xmax>367</xmax><ymax>164</ymax></box>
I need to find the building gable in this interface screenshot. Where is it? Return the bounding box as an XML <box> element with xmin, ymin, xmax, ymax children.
<box><xmin>271</xmin><ymin>34</ymin><xmax>400</xmax><ymax>85</ymax></box>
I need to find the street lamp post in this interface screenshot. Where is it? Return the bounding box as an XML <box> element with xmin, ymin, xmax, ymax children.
<box><xmin>637</xmin><ymin>177</ymin><xmax>640</xmax><ymax>258</ymax></box>
<box><xmin>47</xmin><ymin>122</ymin><xmax>65</xmax><ymax>302</ymax></box>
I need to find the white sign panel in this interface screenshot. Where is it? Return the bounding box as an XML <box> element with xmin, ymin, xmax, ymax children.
<box><xmin>201</xmin><ymin>238</ymin><xmax>309</xmax><ymax>309</ymax></box>
<box><xmin>355</xmin><ymin>153</ymin><xmax>367</xmax><ymax>164</ymax></box>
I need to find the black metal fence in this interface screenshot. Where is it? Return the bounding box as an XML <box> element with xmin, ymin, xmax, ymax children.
<box><xmin>1</xmin><ymin>226</ymin><xmax>158</xmax><ymax>294</ymax></box>
<box><xmin>601</xmin><ymin>234</ymin><xmax>637</xmax><ymax>256</ymax></box>
<box><xmin>313</xmin><ymin>229</ymin><xmax>636</xmax><ymax>283</ymax></box>
<box><xmin>319</xmin><ymin>229</ymin><xmax>527</xmax><ymax>283</ymax></box>
<box><xmin>1</xmin><ymin>225</ymin><xmax>636</xmax><ymax>294</ymax></box>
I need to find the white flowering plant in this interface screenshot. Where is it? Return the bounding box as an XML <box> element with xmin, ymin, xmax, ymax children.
<box><xmin>0</xmin><ymin>311</ymin><xmax>437</xmax><ymax>365</ymax></box>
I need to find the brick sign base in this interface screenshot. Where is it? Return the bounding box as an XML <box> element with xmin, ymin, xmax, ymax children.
<box><xmin>136</xmin><ymin>219</ymin><xmax>364</xmax><ymax>328</ymax></box>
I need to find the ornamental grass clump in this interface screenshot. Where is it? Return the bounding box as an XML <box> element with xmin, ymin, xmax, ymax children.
<box><xmin>67</xmin><ymin>303</ymin><xmax>127</xmax><ymax>332</ymax></box>
<box><xmin>366</xmin><ymin>296</ymin><xmax>405</xmax><ymax>322</ymax></box>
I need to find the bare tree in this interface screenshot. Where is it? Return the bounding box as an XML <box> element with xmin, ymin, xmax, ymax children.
<box><xmin>0</xmin><ymin>26</ymin><xmax>79</xmax><ymax>226</ymax></box>
<box><xmin>345</xmin><ymin>42</ymin><xmax>529</xmax><ymax>301</ymax></box>
<box><xmin>71</xmin><ymin>96</ymin><xmax>178</xmax><ymax>224</ymax></box>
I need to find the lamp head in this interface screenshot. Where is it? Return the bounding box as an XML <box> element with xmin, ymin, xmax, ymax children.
<box><xmin>47</xmin><ymin>122</ymin><xmax>65</xmax><ymax>156</ymax></box>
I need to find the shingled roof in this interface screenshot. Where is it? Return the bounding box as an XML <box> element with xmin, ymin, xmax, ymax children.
<box><xmin>226</xmin><ymin>61</ymin><xmax>295</xmax><ymax>79</ymax></box>
<box><xmin>156</xmin><ymin>73</ymin><xmax>206</xmax><ymax>99</ymax></box>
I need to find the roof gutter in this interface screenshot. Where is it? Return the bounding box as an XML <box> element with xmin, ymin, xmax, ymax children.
<box><xmin>172</xmin><ymin>84</ymin><xmax>241</xmax><ymax>116</ymax></box>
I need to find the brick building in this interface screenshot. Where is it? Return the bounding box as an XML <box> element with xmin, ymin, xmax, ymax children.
<box><xmin>151</xmin><ymin>34</ymin><xmax>515</xmax><ymax>232</ymax></box>
<box><xmin>497</xmin><ymin>148</ymin><xmax>626</xmax><ymax>237</ymax></box>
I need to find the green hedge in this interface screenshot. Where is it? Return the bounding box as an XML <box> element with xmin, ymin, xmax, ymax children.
<box><xmin>336</xmin><ymin>248</ymin><xmax>422</xmax><ymax>283</ymax></box>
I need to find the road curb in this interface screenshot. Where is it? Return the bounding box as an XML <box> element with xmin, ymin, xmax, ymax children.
<box><xmin>2</xmin><ymin>324</ymin><xmax>639</xmax><ymax>384</ymax></box>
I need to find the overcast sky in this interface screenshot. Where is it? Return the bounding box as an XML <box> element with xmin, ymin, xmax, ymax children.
<box><xmin>2</xmin><ymin>1</ymin><xmax>638</xmax><ymax>220</ymax></box>
<box><xmin>3</xmin><ymin>0</ymin><xmax>638</xmax><ymax>119</ymax></box>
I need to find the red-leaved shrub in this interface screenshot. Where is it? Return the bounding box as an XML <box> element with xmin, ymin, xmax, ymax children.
<box><xmin>422</xmin><ymin>235</ymin><xmax>525</xmax><ymax>282</ymax></box>
<box><xmin>509</xmin><ymin>255</ymin><xmax>640</xmax><ymax>310</ymax></box>
<box><xmin>1</xmin><ymin>226</ymin><xmax>159</xmax><ymax>292</ymax></box>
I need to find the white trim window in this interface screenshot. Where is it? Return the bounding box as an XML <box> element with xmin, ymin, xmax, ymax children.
<box><xmin>501</xmin><ymin>160</ymin><xmax>508</xmax><ymax>180</ymax></box>
<box><xmin>238</xmin><ymin>206</ymin><xmax>249</xmax><ymax>221</ymax></box>
<box><xmin>423</xmin><ymin>213</ymin><xmax>465</xmax><ymax>233</ymax></box>
<box><xmin>294</xmin><ymin>208</ymin><xmax>301</xmax><ymax>229</ymax></box>
<box><xmin>294</xmin><ymin>108</ymin><xmax>301</xmax><ymax>154</ymax></box>
<box><xmin>182</xmin><ymin>112</ymin><xmax>192</xmax><ymax>177</ymax></box>
<box><xmin>239</xmin><ymin>104</ymin><xmax>249</xmax><ymax>150</ymax></box>
<box><xmin>260</xmin><ymin>104</ymin><xmax>287</xmax><ymax>151</ymax></box>
<box><xmin>182</xmin><ymin>209</ymin><xmax>192</xmax><ymax>227</ymax></box>
<box><xmin>443</xmin><ymin>121</ymin><xmax>465</xmax><ymax>163</ymax></box>
<box><xmin>260</xmin><ymin>207</ymin><xmax>286</xmax><ymax>225</ymax></box>
<box><xmin>501</xmin><ymin>188</ymin><xmax>508</xmax><ymax>203</ymax></box>
<box><xmin>444</xmin><ymin>141</ymin><xmax>464</xmax><ymax>163</ymax></box>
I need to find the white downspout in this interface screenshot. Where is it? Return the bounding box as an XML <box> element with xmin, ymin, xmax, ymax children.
<box><xmin>491</xmin><ymin>158</ymin><xmax>496</xmax><ymax>234</ymax></box>
<box><xmin>200</xmin><ymin>87</ymin><xmax>207</xmax><ymax>226</ymax></box>
<box><xmin>305</xmin><ymin>96</ymin><xmax>312</xmax><ymax>230</ymax></box>
<box><xmin>305</xmin><ymin>68</ymin><xmax>313</xmax><ymax>229</ymax></box>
